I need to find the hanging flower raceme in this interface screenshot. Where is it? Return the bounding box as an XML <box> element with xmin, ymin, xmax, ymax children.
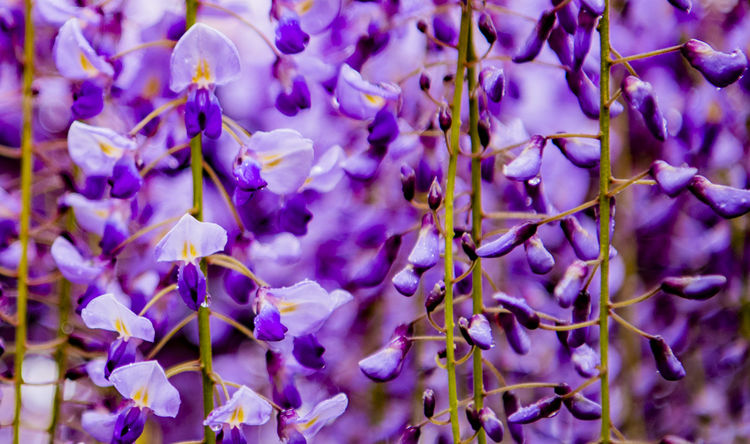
<box><xmin>252</xmin><ymin>280</ymin><xmax>352</xmax><ymax>342</ymax></box>
<box><xmin>169</xmin><ymin>23</ymin><xmax>241</xmax><ymax>139</ymax></box>
<box><xmin>204</xmin><ymin>385</ymin><xmax>273</xmax><ymax>443</ymax></box>
<box><xmin>81</xmin><ymin>293</ymin><xmax>155</xmax><ymax>378</ymax></box>
<box><xmin>276</xmin><ymin>393</ymin><xmax>348</xmax><ymax>443</ymax></box>
<box><xmin>154</xmin><ymin>213</ymin><xmax>228</xmax><ymax>310</ymax></box>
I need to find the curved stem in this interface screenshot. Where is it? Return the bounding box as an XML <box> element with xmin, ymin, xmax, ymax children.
<box><xmin>610</xmin><ymin>44</ymin><xmax>683</xmax><ymax>65</ymax></box>
<box><xmin>599</xmin><ymin>2</ymin><xmax>612</xmax><ymax>442</ymax></box>
<box><xmin>111</xmin><ymin>39</ymin><xmax>175</xmax><ymax>60</ymax></box>
<box><xmin>128</xmin><ymin>97</ymin><xmax>186</xmax><ymax>137</ymax></box>
<box><xmin>139</xmin><ymin>283</ymin><xmax>178</xmax><ymax>316</ymax></box>
<box><xmin>13</xmin><ymin>1</ymin><xmax>34</xmax><ymax>441</ymax></box>
<box><xmin>146</xmin><ymin>312</ymin><xmax>198</xmax><ymax>359</ymax></box>
<box><xmin>443</xmin><ymin>4</ymin><xmax>473</xmax><ymax>441</ymax></box>
<box><xmin>609</xmin><ymin>286</ymin><xmax>660</xmax><ymax>309</ymax></box>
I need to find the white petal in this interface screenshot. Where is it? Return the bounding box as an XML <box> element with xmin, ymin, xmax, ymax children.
<box><xmin>81</xmin><ymin>293</ymin><xmax>155</xmax><ymax>341</ymax></box>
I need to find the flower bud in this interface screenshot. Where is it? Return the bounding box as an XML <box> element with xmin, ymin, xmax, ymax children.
<box><xmin>461</xmin><ymin>232</ymin><xmax>478</xmax><ymax>261</ymax></box>
<box><xmin>496</xmin><ymin>312</ymin><xmax>530</xmax><ymax>355</ymax></box>
<box><xmin>561</xmin><ymin>216</ymin><xmax>599</xmax><ymax>261</ymax></box>
<box><xmin>580</xmin><ymin>0</ymin><xmax>604</xmax><ymax>14</ymax></box>
<box><xmin>462</xmin><ymin>314</ymin><xmax>494</xmax><ymax>350</ymax></box>
<box><xmin>568</xmin><ymin>290</ymin><xmax>591</xmax><ymax>348</ymax></box>
<box><xmin>359</xmin><ymin>325</ymin><xmax>412</xmax><ymax>382</ymax></box>
<box><xmin>503</xmin><ymin>392</ymin><xmax>525</xmax><ymax>444</ymax></box>
<box><xmin>564</xmin><ymin>393</ymin><xmax>602</xmax><ymax>420</ymax></box>
<box><xmin>507</xmin><ymin>396</ymin><xmax>562</xmax><ymax>424</ymax></box>
<box><xmin>649</xmin><ymin>160</ymin><xmax>697</xmax><ymax>197</ymax></box>
<box><xmin>178</xmin><ymin>262</ymin><xmax>207</xmax><ymax>311</ymax></box>
<box><xmin>367</xmin><ymin>108</ymin><xmax>399</xmax><ymax>146</ymax></box>
<box><xmin>477</xmin><ymin>119</ymin><xmax>491</xmax><ymax>148</ymax></box>
<box><xmin>465</xmin><ymin>403</ymin><xmax>481</xmax><ymax>430</ymax></box>
<box><xmin>493</xmin><ymin>292</ymin><xmax>540</xmax><ymax>330</ymax></box>
<box><xmin>513</xmin><ymin>10</ymin><xmax>556</xmax><ymax>63</ymax></box>
<box><xmin>552</xmin><ymin>137</ymin><xmax>600</xmax><ymax>168</ymax></box>
<box><xmin>688</xmin><ymin>175</ymin><xmax>750</xmax><ymax>219</ymax></box>
<box><xmin>622</xmin><ymin>76</ymin><xmax>667</xmax><ymax>141</ymax></box>
<box><xmin>425</xmin><ymin>280</ymin><xmax>446</xmax><ymax>312</ymax></box>
<box><xmin>432</xmin><ymin>15</ymin><xmax>456</xmax><ymax>45</ymax></box>
<box><xmin>351</xmin><ymin>234</ymin><xmax>402</xmax><ymax>288</ymax></box>
<box><xmin>551</xmin><ymin>0</ymin><xmax>577</xmax><ymax>34</ymax></box>
<box><xmin>234</xmin><ymin>156</ymin><xmax>267</xmax><ymax>191</ymax></box>
<box><xmin>524</xmin><ymin>234</ymin><xmax>555</xmax><ymax>275</ymax></box>
<box><xmin>399</xmin><ymin>426</ymin><xmax>421</xmax><ymax>444</ymax></box>
<box><xmin>573</xmin><ymin>7</ymin><xmax>598</xmax><ymax>70</ymax></box>
<box><xmin>407</xmin><ymin>213</ymin><xmax>440</xmax><ymax>269</ymax></box>
<box><xmin>105</xmin><ymin>338</ymin><xmax>137</xmax><ymax>379</ymax></box>
<box><xmin>438</xmin><ymin>108</ymin><xmax>452</xmax><ymax>131</ymax></box>
<box><xmin>276</xmin><ymin>75</ymin><xmax>311</xmax><ymax>116</ymax></box>
<box><xmin>400</xmin><ymin>165</ymin><xmax>416</xmax><ymax>201</ymax></box>
<box><xmin>566</xmin><ymin>68</ymin><xmax>624</xmax><ymax>119</ymax></box>
<box><xmin>292</xmin><ymin>334</ymin><xmax>325</xmax><ymax>370</ymax></box>
<box><xmin>392</xmin><ymin>264</ymin><xmax>421</xmax><ymax>297</ymax></box>
<box><xmin>502</xmin><ymin>135</ymin><xmax>546</xmax><ymax>181</ymax></box>
<box><xmin>423</xmin><ymin>388</ymin><xmax>436</xmax><ymax>418</ymax></box>
<box><xmin>110</xmin><ymin>156</ymin><xmax>143</xmax><ymax>199</ymax></box>
<box><xmin>681</xmin><ymin>39</ymin><xmax>748</xmax><ymax>88</ymax></box>
<box><xmin>649</xmin><ymin>336</ymin><xmax>686</xmax><ymax>381</ymax></box>
<box><xmin>660</xmin><ymin>275</ymin><xmax>726</xmax><ymax>300</ymax></box>
<box><xmin>419</xmin><ymin>73</ymin><xmax>431</xmax><ymax>91</ymax></box>
<box><xmin>667</xmin><ymin>0</ymin><xmax>691</xmax><ymax>12</ymax></box>
<box><xmin>480</xmin><ymin>66</ymin><xmax>505</xmax><ymax>103</ymax></box>
<box><xmin>428</xmin><ymin>177</ymin><xmax>443</xmax><ymax>210</ymax></box>
<box><xmin>476</xmin><ymin>222</ymin><xmax>538</xmax><ymax>258</ymax></box>
<box><xmin>478</xmin><ymin>12</ymin><xmax>497</xmax><ymax>44</ymax></box>
<box><xmin>554</xmin><ymin>260</ymin><xmax>588</xmax><ymax>308</ymax></box>
<box><xmin>254</xmin><ymin>298</ymin><xmax>288</xmax><ymax>342</ymax></box>
<box><xmin>479</xmin><ymin>407</ymin><xmax>504</xmax><ymax>442</ymax></box>
<box><xmin>71</xmin><ymin>80</ymin><xmax>104</xmax><ymax>120</ymax></box>
<box><xmin>416</xmin><ymin>20</ymin><xmax>428</xmax><ymax>33</ymax></box>
<box><xmin>548</xmin><ymin>26</ymin><xmax>574</xmax><ymax>68</ymax></box>
<box><xmin>572</xmin><ymin>344</ymin><xmax>600</xmax><ymax>377</ymax></box>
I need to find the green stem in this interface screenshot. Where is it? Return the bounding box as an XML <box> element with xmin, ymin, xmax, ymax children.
<box><xmin>186</xmin><ymin>1</ymin><xmax>214</xmax><ymax>443</ymax></box>
<box><xmin>444</xmin><ymin>4</ymin><xmax>472</xmax><ymax>443</ymax></box>
<box><xmin>610</xmin><ymin>44</ymin><xmax>683</xmax><ymax>65</ymax></box>
<box><xmin>599</xmin><ymin>2</ymin><xmax>612</xmax><ymax>443</ymax></box>
<box><xmin>466</xmin><ymin>15</ymin><xmax>486</xmax><ymax>444</ymax></box>
<box><xmin>13</xmin><ymin>1</ymin><xmax>34</xmax><ymax>442</ymax></box>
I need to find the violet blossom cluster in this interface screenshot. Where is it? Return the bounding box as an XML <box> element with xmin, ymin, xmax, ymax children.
<box><xmin>0</xmin><ymin>0</ymin><xmax>748</xmax><ymax>443</ymax></box>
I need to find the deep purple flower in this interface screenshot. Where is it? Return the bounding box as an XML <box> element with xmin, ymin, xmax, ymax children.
<box><xmin>513</xmin><ymin>10</ymin><xmax>556</xmax><ymax>63</ymax></box>
<box><xmin>688</xmin><ymin>175</ymin><xmax>750</xmax><ymax>219</ymax></box>
<box><xmin>293</xmin><ymin>334</ymin><xmax>326</xmax><ymax>369</ymax></box>
<box><xmin>276</xmin><ymin>75</ymin><xmax>312</xmax><ymax>116</ymax></box>
<box><xmin>110</xmin><ymin>156</ymin><xmax>143</xmax><ymax>199</ymax></box>
<box><xmin>496</xmin><ymin>312</ymin><xmax>530</xmax><ymax>355</ymax></box>
<box><xmin>681</xmin><ymin>39</ymin><xmax>748</xmax><ymax>87</ymax></box>
<box><xmin>524</xmin><ymin>234</ymin><xmax>555</xmax><ymax>274</ymax></box>
<box><xmin>660</xmin><ymin>275</ymin><xmax>726</xmax><ymax>300</ymax></box>
<box><xmin>493</xmin><ymin>292</ymin><xmax>540</xmax><ymax>330</ymax></box>
<box><xmin>112</xmin><ymin>406</ymin><xmax>147</xmax><ymax>444</ymax></box>
<box><xmin>407</xmin><ymin>213</ymin><xmax>440</xmax><ymax>269</ymax></box>
<box><xmin>622</xmin><ymin>76</ymin><xmax>667</xmax><ymax>141</ymax></box>
<box><xmin>480</xmin><ymin>66</ymin><xmax>505</xmax><ymax>103</ymax></box>
<box><xmin>554</xmin><ymin>260</ymin><xmax>588</xmax><ymax>308</ymax></box>
<box><xmin>649</xmin><ymin>336</ymin><xmax>686</xmax><ymax>381</ymax></box>
<box><xmin>503</xmin><ymin>135</ymin><xmax>546</xmax><ymax>181</ymax></box>
<box><xmin>649</xmin><ymin>160</ymin><xmax>697</xmax><ymax>197</ymax></box>
<box><xmin>480</xmin><ymin>407</ymin><xmax>505</xmax><ymax>442</ymax></box>
<box><xmin>177</xmin><ymin>262</ymin><xmax>207</xmax><ymax>311</ymax></box>
<box><xmin>573</xmin><ymin>7</ymin><xmax>597</xmax><ymax>69</ymax></box>
<box><xmin>359</xmin><ymin>324</ymin><xmax>412</xmax><ymax>382</ymax></box>
<box><xmin>367</xmin><ymin>108</ymin><xmax>399</xmax><ymax>146</ymax></box>
<box><xmin>561</xmin><ymin>216</ymin><xmax>599</xmax><ymax>261</ymax></box>
<box><xmin>275</xmin><ymin>15</ymin><xmax>310</xmax><ymax>54</ymax></box>
<box><xmin>476</xmin><ymin>222</ymin><xmax>538</xmax><ymax>258</ymax></box>
<box><xmin>392</xmin><ymin>264</ymin><xmax>421</xmax><ymax>296</ymax></box>
<box><xmin>71</xmin><ymin>80</ymin><xmax>104</xmax><ymax>119</ymax></box>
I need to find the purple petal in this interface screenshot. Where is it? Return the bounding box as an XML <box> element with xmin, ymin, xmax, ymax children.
<box><xmin>688</xmin><ymin>175</ymin><xmax>750</xmax><ymax>219</ymax></box>
<box><xmin>67</xmin><ymin>121</ymin><xmax>136</xmax><ymax>177</ymax></box>
<box><xmin>476</xmin><ymin>222</ymin><xmax>537</xmax><ymax>258</ymax></box>
<box><xmin>554</xmin><ymin>260</ymin><xmax>588</xmax><ymax>308</ymax></box>
<box><xmin>681</xmin><ymin>39</ymin><xmax>748</xmax><ymax>88</ymax></box>
<box><xmin>53</xmin><ymin>19</ymin><xmax>113</xmax><ymax>79</ymax></box>
<box><xmin>407</xmin><ymin>213</ymin><xmax>440</xmax><ymax>269</ymax></box>
<box><xmin>50</xmin><ymin>236</ymin><xmax>103</xmax><ymax>284</ymax></box>
<box><xmin>335</xmin><ymin>64</ymin><xmax>400</xmax><ymax>120</ymax></box>
<box><xmin>524</xmin><ymin>234</ymin><xmax>555</xmax><ymax>274</ymax></box>
<box><xmin>561</xmin><ymin>216</ymin><xmax>599</xmax><ymax>261</ymax></box>
<box><xmin>204</xmin><ymin>385</ymin><xmax>272</xmax><ymax>430</ymax></box>
<box><xmin>660</xmin><ymin>275</ymin><xmax>726</xmax><ymax>300</ymax></box>
<box><xmin>502</xmin><ymin>135</ymin><xmax>546</xmax><ymax>181</ymax></box>
<box><xmin>649</xmin><ymin>160</ymin><xmax>697</xmax><ymax>197</ymax></box>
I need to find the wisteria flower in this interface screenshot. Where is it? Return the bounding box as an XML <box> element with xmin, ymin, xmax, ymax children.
<box><xmin>81</xmin><ymin>293</ymin><xmax>154</xmax><ymax>341</ymax></box>
<box><xmin>169</xmin><ymin>23</ymin><xmax>241</xmax><ymax>138</ymax></box>
<box><xmin>278</xmin><ymin>393</ymin><xmax>348</xmax><ymax>442</ymax></box>
<box><xmin>67</xmin><ymin>121</ymin><xmax>136</xmax><ymax>177</ymax></box>
<box><xmin>53</xmin><ymin>18</ymin><xmax>113</xmax><ymax>80</ymax></box>
<box><xmin>109</xmin><ymin>360</ymin><xmax>181</xmax><ymax>417</ymax></box>
<box><xmin>204</xmin><ymin>385</ymin><xmax>273</xmax><ymax>441</ymax></box>
<box><xmin>335</xmin><ymin>64</ymin><xmax>400</xmax><ymax>120</ymax></box>
<box><xmin>50</xmin><ymin>236</ymin><xmax>103</xmax><ymax>284</ymax></box>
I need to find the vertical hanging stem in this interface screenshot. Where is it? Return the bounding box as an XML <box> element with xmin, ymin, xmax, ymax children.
<box><xmin>13</xmin><ymin>0</ymin><xmax>34</xmax><ymax>442</ymax></box>
<box><xmin>598</xmin><ymin>1</ymin><xmax>612</xmax><ymax>443</ymax></box>
<box><xmin>445</xmin><ymin>3</ymin><xmax>472</xmax><ymax>442</ymax></box>
<box><xmin>466</xmin><ymin>17</ymin><xmax>487</xmax><ymax>444</ymax></box>
<box><xmin>185</xmin><ymin>3</ymin><xmax>215</xmax><ymax>443</ymax></box>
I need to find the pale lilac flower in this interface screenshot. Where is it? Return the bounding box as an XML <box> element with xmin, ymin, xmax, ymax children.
<box><xmin>53</xmin><ymin>18</ymin><xmax>113</xmax><ymax>80</ymax></box>
<box><xmin>109</xmin><ymin>361</ymin><xmax>181</xmax><ymax>417</ymax></box>
<box><xmin>81</xmin><ymin>293</ymin><xmax>155</xmax><ymax>341</ymax></box>
<box><xmin>335</xmin><ymin>64</ymin><xmax>400</xmax><ymax>120</ymax></box>
<box><xmin>204</xmin><ymin>385</ymin><xmax>273</xmax><ymax>431</ymax></box>
<box><xmin>50</xmin><ymin>236</ymin><xmax>103</xmax><ymax>284</ymax></box>
<box><xmin>67</xmin><ymin>121</ymin><xmax>136</xmax><ymax>177</ymax></box>
<box><xmin>154</xmin><ymin>213</ymin><xmax>227</xmax><ymax>264</ymax></box>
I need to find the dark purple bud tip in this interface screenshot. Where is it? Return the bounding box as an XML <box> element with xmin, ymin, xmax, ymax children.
<box><xmin>351</xmin><ymin>234</ymin><xmax>402</xmax><ymax>288</ymax></box>
<box><xmin>649</xmin><ymin>336</ymin><xmax>686</xmax><ymax>381</ymax></box>
<box><xmin>478</xmin><ymin>12</ymin><xmax>497</xmax><ymax>44</ymax></box>
<box><xmin>573</xmin><ymin>7</ymin><xmax>597</xmax><ymax>70</ymax></box>
<box><xmin>423</xmin><ymin>388</ymin><xmax>436</xmax><ymax>418</ymax></box>
<box><xmin>568</xmin><ymin>290</ymin><xmax>591</xmax><ymax>349</ymax></box>
<box><xmin>105</xmin><ymin>338</ymin><xmax>137</xmax><ymax>379</ymax></box>
<box><xmin>400</xmin><ymin>165</ymin><xmax>416</xmax><ymax>201</ymax></box>
<box><xmin>275</xmin><ymin>15</ymin><xmax>310</xmax><ymax>54</ymax></box>
<box><xmin>368</xmin><ymin>108</ymin><xmax>399</xmax><ymax>146</ymax></box>
<box><xmin>428</xmin><ymin>177</ymin><xmax>443</xmax><ymax>210</ymax></box>
<box><xmin>524</xmin><ymin>234</ymin><xmax>555</xmax><ymax>275</ymax></box>
<box><xmin>461</xmin><ymin>232</ymin><xmax>478</xmax><ymax>261</ymax></box>
<box><xmin>502</xmin><ymin>392</ymin><xmax>525</xmax><ymax>444</ymax></box>
<box><xmin>681</xmin><ymin>39</ymin><xmax>748</xmax><ymax>87</ymax></box>
<box><xmin>554</xmin><ymin>383</ymin><xmax>572</xmax><ymax>396</ymax></box>
<box><xmin>71</xmin><ymin>80</ymin><xmax>104</xmax><ymax>120</ymax></box>
<box><xmin>564</xmin><ymin>393</ymin><xmax>602</xmax><ymax>420</ymax></box>
<box><xmin>185</xmin><ymin>87</ymin><xmax>223</xmax><ymax>139</ymax></box>
<box><xmin>292</xmin><ymin>334</ymin><xmax>326</xmax><ymax>370</ymax></box>
<box><xmin>178</xmin><ymin>262</ymin><xmax>207</xmax><ymax>311</ymax></box>
<box><xmin>507</xmin><ymin>396</ymin><xmax>562</xmax><ymax>424</ymax></box>
<box><xmin>580</xmin><ymin>0</ymin><xmax>605</xmax><ymax>15</ymax></box>
<box><xmin>234</xmin><ymin>156</ymin><xmax>268</xmax><ymax>192</ymax></box>
<box><xmin>466</xmin><ymin>402</ymin><xmax>481</xmax><ymax>430</ymax></box>
<box><xmin>224</xmin><ymin>268</ymin><xmax>256</xmax><ymax>304</ymax></box>
<box><xmin>667</xmin><ymin>0</ymin><xmax>692</xmax><ymax>12</ymax></box>
<box><xmin>432</xmin><ymin>15</ymin><xmax>456</xmax><ymax>45</ymax></box>
<box><xmin>476</xmin><ymin>222</ymin><xmax>538</xmax><ymax>258</ymax></box>
<box><xmin>493</xmin><ymin>292</ymin><xmax>540</xmax><ymax>330</ymax></box>
<box><xmin>393</xmin><ymin>265</ymin><xmax>421</xmax><ymax>297</ymax></box>
<box><xmin>496</xmin><ymin>312</ymin><xmax>531</xmax><ymax>355</ymax></box>
<box><xmin>561</xmin><ymin>216</ymin><xmax>599</xmax><ymax>261</ymax></box>
<box><xmin>480</xmin><ymin>66</ymin><xmax>505</xmax><ymax>104</ymax></box>
<box><xmin>688</xmin><ymin>175</ymin><xmax>750</xmax><ymax>219</ymax></box>
<box><xmin>419</xmin><ymin>73</ymin><xmax>431</xmax><ymax>91</ymax></box>
<box><xmin>416</xmin><ymin>20</ymin><xmax>428</xmax><ymax>33</ymax></box>
<box><xmin>479</xmin><ymin>407</ymin><xmax>505</xmax><ymax>442</ymax></box>
<box><xmin>621</xmin><ymin>75</ymin><xmax>667</xmax><ymax>141</ymax></box>
<box><xmin>438</xmin><ymin>108</ymin><xmax>452</xmax><ymax>131</ymax></box>
<box><xmin>513</xmin><ymin>10</ymin><xmax>556</xmax><ymax>63</ymax></box>
<box><xmin>660</xmin><ymin>275</ymin><xmax>726</xmax><ymax>300</ymax></box>
<box><xmin>399</xmin><ymin>426</ymin><xmax>421</xmax><ymax>444</ymax></box>
<box><xmin>477</xmin><ymin>119</ymin><xmax>491</xmax><ymax>148</ymax></box>
<box><xmin>649</xmin><ymin>160</ymin><xmax>697</xmax><ymax>197</ymax></box>
<box><xmin>554</xmin><ymin>260</ymin><xmax>588</xmax><ymax>308</ymax></box>
<box><xmin>425</xmin><ymin>280</ymin><xmax>446</xmax><ymax>312</ymax></box>
<box><xmin>110</xmin><ymin>156</ymin><xmax>143</xmax><ymax>199</ymax></box>
<box><xmin>502</xmin><ymin>135</ymin><xmax>546</xmax><ymax>181</ymax></box>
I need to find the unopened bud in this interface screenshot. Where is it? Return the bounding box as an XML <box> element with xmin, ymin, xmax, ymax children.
<box><xmin>478</xmin><ymin>12</ymin><xmax>497</xmax><ymax>44</ymax></box>
<box><xmin>438</xmin><ymin>108</ymin><xmax>452</xmax><ymax>131</ymax></box>
<box><xmin>400</xmin><ymin>165</ymin><xmax>416</xmax><ymax>201</ymax></box>
<box><xmin>422</xmin><ymin>389</ymin><xmax>436</xmax><ymax>418</ymax></box>
<box><xmin>419</xmin><ymin>73</ymin><xmax>431</xmax><ymax>91</ymax></box>
<box><xmin>428</xmin><ymin>177</ymin><xmax>443</xmax><ymax>210</ymax></box>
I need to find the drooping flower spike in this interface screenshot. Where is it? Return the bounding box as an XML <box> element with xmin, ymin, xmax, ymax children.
<box><xmin>109</xmin><ymin>360</ymin><xmax>181</xmax><ymax>417</ymax></box>
<box><xmin>204</xmin><ymin>385</ymin><xmax>273</xmax><ymax>439</ymax></box>
<box><xmin>53</xmin><ymin>18</ymin><xmax>114</xmax><ymax>80</ymax></box>
<box><xmin>81</xmin><ymin>293</ymin><xmax>155</xmax><ymax>342</ymax></box>
<box><xmin>169</xmin><ymin>23</ymin><xmax>241</xmax><ymax>138</ymax></box>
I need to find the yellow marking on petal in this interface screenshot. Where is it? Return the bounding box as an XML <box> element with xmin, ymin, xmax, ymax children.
<box><xmin>98</xmin><ymin>142</ymin><xmax>123</xmax><ymax>157</ymax></box>
<box><xmin>192</xmin><ymin>58</ymin><xmax>212</xmax><ymax>86</ymax></box>
<box><xmin>277</xmin><ymin>301</ymin><xmax>297</xmax><ymax>314</ymax></box>
<box><xmin>229</xmin><ymin>407</ymin><xmax>245</xmax><ymax>427</ymax></box>
<box><xmin>79</xmin><ymin>52</ymin><xmax>98</xmax><ymax>75</ymax></box>
<box><xmin>363</xmin><ymin>93</ymin><xmax>385</xmax><ymax>107</ymax></box>
<box><xmin>94</xmin><ymin>209</ymin><xmax>109</xmax><ymax>218</ymax></box>
<box><xmin>295</xmin><ymin>0</ymin><xmax>314</xmax><ymax>14</ymax></box>
<box><xmin>181</xmin><ymin>241</ymin><xmax>197</xmax><ymax>262</ymax></box>
<box><xmin>132</xmin><ymin>387</ymin><xmax>150</xmax><ymax>407</ymax></box>
<box><xmin>114</xmin><ymin>318</ymin><xmax>131</xmax><ymax>338</ymax></box>
<box><xmin>298</xmin><ymin>415</ymin><xmax>319</xmax><ymax>431</ymax></box>
<box><xmin>303</xmin><ymin>177</ymin><xmax>313</xmax><ymax>185</ymax></box>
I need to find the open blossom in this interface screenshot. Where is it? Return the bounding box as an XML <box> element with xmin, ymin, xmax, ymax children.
<box><xmin>109</xmin><ymin>361</ymin><xmax>181</xmax><ymax>417</ymax></box>
<box><xmin>278</xmin><ymin>393</ymin><xmax>348</xmax><ymax>442</ymax></box>
<box><xmin>53</xmin><ymin>18</ymin><xmax>113</xmax><ymax>80</ymax></box>
<box><xmin>67</xmin><ymin>121</ymin><xmax>136</xmax><ymax>177</ymax></box>
<box><xmin>50</xmin><ymin>236</ymin><xmax>103</xmax><ymax>284</ymax></box>
<box><xmin>204</xmin><ymin>385</ymin><xmax>273</xmax><ymax>441</ymax></box>
<box><xmin>81</xmin><ymin>293</ymin><xmax>154</xmax><ymax>341</ymax></box>
<box><xmin>335</xmin><ymin>64</ymin><xmax>400</xmax><ymax>120</ymax></box>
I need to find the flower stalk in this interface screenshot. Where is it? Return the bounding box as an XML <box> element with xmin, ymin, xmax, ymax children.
<box><xmin>13</xmin><ymin>0</ymin><xmax>34</xmax><ymax>442</ymax></box>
